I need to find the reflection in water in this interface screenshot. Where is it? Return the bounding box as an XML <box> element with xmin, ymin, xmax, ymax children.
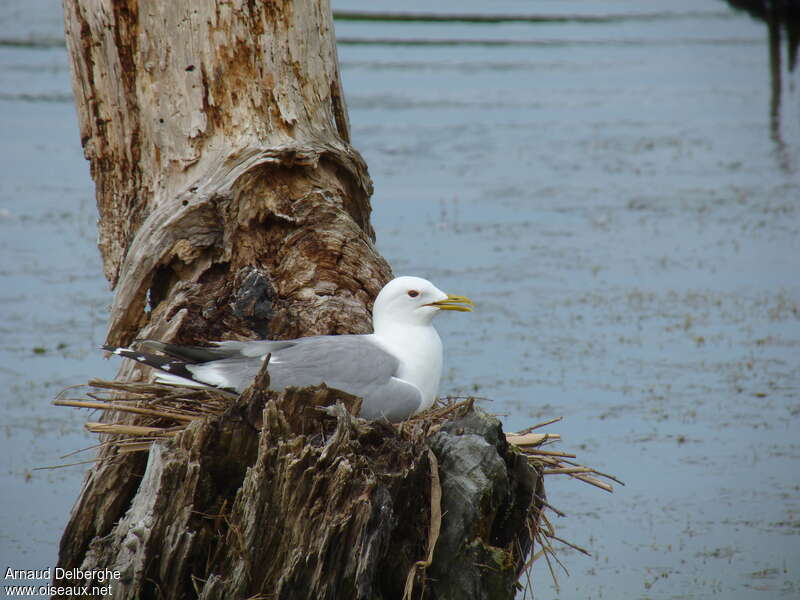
<box><xmin>727</xmin><ymin>0</ymin><xmax>800</xmax><ymax>171</ymax></box>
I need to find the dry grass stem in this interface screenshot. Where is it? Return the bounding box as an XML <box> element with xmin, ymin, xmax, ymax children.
<box><xmin>506</xmin><ymin>423</ymin><xmax>620</xmax><ymax>493</ymax></box>
<box><xmin>84</xmin><ymin>422</ymin><xmax>182</xmax><ymax>436</ymax></box>
<box><xmin>543</xmin><ymin>467</ymin><xmax>595</xmax><ymax>475</ymax></box>
<box><xmin>54</xmin><ymin>398</ymin><xmax>197</xmax><ymax>422</ymax></box>
<box><xmin>524</xmin><ymin>448</ymin><xmax>577</xmax><ymax>458</ymax></box>
<box><xmin>507</xmin><ymin>417</ymin><xmax>622</xmax><ymax>594</ymax></box>
<box><xmin>515</xmin><ymin>416</ymin><xmax>564</xmax><ymax>435</ymax></box>
<box><xmin>401</xmin><ymin>448</ymin><xmax>442</xmax><ymax>600</ymax></box>
<box><xmin>548</xmin><ymin>534</ymin><xmax>591</xmax><ymax>557</ymax></box>
<box><xmin>572</xmin><ymin>474</ymin><xmax>614</xmax><ymax>493</ymax></box>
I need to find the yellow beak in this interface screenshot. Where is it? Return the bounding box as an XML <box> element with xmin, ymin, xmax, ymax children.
<box><xmin>426</xmin><ymin>294</ymin><xmax>475</xmax><ymax>312</ymax></box>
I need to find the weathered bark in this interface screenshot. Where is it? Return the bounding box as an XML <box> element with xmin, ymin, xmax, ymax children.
<box><xmin>64</xmin><ymin>0</ymin><xmax>387</xmax><ymax>348</ymax></box>
<box><xmin>58</xmin><ymin>1</ymin><xmax>540</xmax><ymax>598</ymax></box>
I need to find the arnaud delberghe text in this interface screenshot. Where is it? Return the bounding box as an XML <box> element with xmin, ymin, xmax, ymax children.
<box><xmin>5</xmin><ymin>567</ymin><xmax>121</xmax><ymax>582</ymax></box>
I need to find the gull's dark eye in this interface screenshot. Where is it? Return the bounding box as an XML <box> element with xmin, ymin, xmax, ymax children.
<box><xmin>408</xmin><ymin>290</ymin><xmax>419</xmax><ymax>298</ymax></box>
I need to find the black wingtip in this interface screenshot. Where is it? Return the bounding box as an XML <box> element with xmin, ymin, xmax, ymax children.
<box><xmin>103</xmin><ymin>345</ymin><xmax>200</xmax><ymax>383</ymax></box>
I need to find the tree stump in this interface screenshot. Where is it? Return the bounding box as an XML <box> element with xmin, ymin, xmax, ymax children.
<box><xmin>58</xmin><ymin>373</ymin><xmax>539</xmax><ymax>599</ymax></box>
<box><xmin>56</xmin><ymin>1</ymin><xmax>543</xmax><ymax>597</ymax></box>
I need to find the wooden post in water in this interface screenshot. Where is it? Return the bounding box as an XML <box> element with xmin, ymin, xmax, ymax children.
<box><xmin>57</xmin><ymin>1</ymin><xmax>540</xmax><ymax>598</ymax></box>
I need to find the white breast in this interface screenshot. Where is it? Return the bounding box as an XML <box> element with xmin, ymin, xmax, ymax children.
<box><xmin>370</xmin><ymin>324</ymin><xmax>443</xmax><ymax>413</ymax></box>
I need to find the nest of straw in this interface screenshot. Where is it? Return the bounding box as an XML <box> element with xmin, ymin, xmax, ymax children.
<box><xmin>55</xmin><ymin>378</ymin><xmax>621</xmax><ymax>592</ymax></box>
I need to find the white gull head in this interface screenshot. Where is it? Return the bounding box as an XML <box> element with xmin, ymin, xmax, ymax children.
<box><xmin>370</xmin><ymin>276</ymin><xmax>474</xmax><ymax>413</ymax></box>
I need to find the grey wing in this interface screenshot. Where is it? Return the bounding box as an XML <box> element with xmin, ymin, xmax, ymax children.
<box><xmin>155</xmin><ymin>334</ymin><xmax>423</xmax><ymax>422</ymax></box>
<box><xmin>267</xmin><ymin>335</ymin><xmax>423</xmax><ymax>422</ymax></box>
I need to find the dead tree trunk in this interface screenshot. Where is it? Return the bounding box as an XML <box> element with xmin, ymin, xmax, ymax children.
<box><xmin>57</xmin><ymin>1</ymin><xmax>540</xmax><ymax>598</ymax></box>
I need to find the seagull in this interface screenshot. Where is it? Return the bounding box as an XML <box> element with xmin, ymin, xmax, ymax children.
<box><xmin>104</xmin><ymin>276</ymin><xmax>474</xmax><ymax>422</ymax></box>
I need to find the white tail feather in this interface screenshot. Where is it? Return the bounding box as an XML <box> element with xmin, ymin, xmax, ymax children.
<box><xmin>154</xmin><ymin>372</ymin><xmax>210</xmax><ymax>388</ymax></box>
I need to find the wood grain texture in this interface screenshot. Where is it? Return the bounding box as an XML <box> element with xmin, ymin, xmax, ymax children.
<box><xmin>63</xmin><ymin>0</ymin><xmax>389</xmax><ymax>348</ymax></box>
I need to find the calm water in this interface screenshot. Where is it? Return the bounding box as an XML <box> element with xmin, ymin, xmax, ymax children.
<box><xmin>1</xmin><ymin>1</ymin><xmax>798</xmax><ymax>598</ymax></box>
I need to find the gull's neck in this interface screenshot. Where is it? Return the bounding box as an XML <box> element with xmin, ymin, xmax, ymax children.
<box><xmin>372</xmin><ymin>320</ymin><xmax>443</xmax><ymax>413</ymax></box>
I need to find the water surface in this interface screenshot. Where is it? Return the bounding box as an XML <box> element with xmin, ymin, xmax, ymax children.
<box><xmin>0</xmin><ymin>1</ymin><xmax>797</xmax><ymax>598</ymax></box>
